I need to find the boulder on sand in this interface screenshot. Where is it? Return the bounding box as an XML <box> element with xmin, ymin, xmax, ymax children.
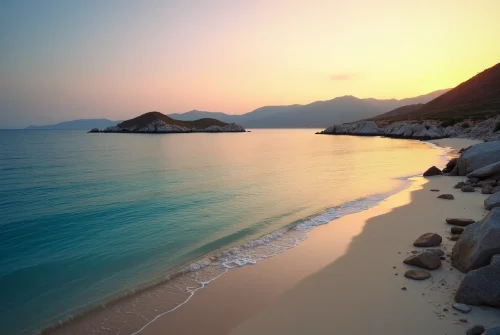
<box><xmin>404</xmin><ymin>251</ymin><xmax>442</xmax><ymax>270</ymax></box>
<box><xmin>426</xmin><ymin>248</ymin><xmax>445</xmax><ymax>256</ymax></box>
<box><xmin>482</xmin><ymin>185</ymin><xmax>494</xmax><ymax>194</ymax></box>
<box><xmin>423</xmin><ymin>166</ymin><xmax>442</xmax><ymax>177</ymax></box>
<box><xmin>454</xmin><ymin>182</ymin><xmax>466</xmax><ymax>189</ymax></box>
<box><xmin>451</xmin><ymin>227</ymin><xmax>464</xmax><ymax>234</ymax></box>
<box><xmin>466</xmin><ymin>325</ymin><xmax>485</xmax><ymax>335</ymax></box>
<box><xmin>485</xmin><ymin>192</ymin><xmax>500</xmax><ymax>210</ymax></box>
<box><xmin>456</xmin><ymin>141</ymin><xmax>500</xmax><ymax>176</ymax></box>
<box><xmin>451</xmin><ymin>208</ymin><xmax>500</xmax><ymax>272</ymax></box>
<box><xmin>462</xmin><ymin>185</ymin><xmax>476</xmax><ymax>192</ymax></box>
<box><xmin>455</xmin><ymin>255</ymin><xmax>500</xmax><ymax>307</ymax></box>
<box><xmin>438</xmin><ymin>194</ymin><xmax>454</xmax><ymax>200</ymax></box>
<box><xmin>413</xmin><ymin>233</ymin><xmax>442</xmax><ymax>247</ymax></box>
<box><xmin>446</xmin><ymin>218</ymin><xmax>475</xmax><ymax>227</ymax></box>
<box><xmin>446</xmin><ymin>157</ymin><xmax>458</xmax><ymax>170</ymax></box>
<box><xmin>467</xmin><ymin>161</ymin><xmax>500</xmax><ymax>179</ymax></box>
<box><xmin>404</xmin><ymin>269</ymin><xmax>431</xmax><ymax>280</ymax></box>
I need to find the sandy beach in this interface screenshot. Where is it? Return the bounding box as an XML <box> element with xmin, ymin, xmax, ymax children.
<box><xmin>135</xmin><ymin>138</ymin><xmax>500</xmax><ymax>335</ymax></box>
<box><xmin>229</xmin><ymin>138</ymin><xmax>500</xmax><ymax>335</ymax></box>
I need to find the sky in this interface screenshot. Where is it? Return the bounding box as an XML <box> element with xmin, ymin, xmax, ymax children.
<box><xmin>0</xmin><ymin>0</ymin><xmax>499</xmax><ymax>128</ymax></box>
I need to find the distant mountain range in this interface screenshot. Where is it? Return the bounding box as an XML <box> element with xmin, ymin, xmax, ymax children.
<box><xmin>370</xmin><ymin>62</ymin><xmax>500</xmax><ymax>122</ymax></box>
<box><xmin>25</xmin><ymin>118</ymin><xmax>120</xmax><ymax>130</ymax></box>
<box><xmin>169</xmin><ymin>89</ymin><xmax>449</xmax><ymax>128</ymax></box>
<box><xmin>25</xmin><ymin>89</ymin><xmax>449</xmax><ymax>130</ymax></box>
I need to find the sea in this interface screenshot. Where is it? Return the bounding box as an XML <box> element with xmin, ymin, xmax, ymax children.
<box><xmin>0</xmin><ymin>129</ymin><xmax>444</xmax><ymax>334</ymax></box>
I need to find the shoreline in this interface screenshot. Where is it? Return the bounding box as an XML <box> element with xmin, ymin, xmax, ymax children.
<box><xmin>230</xmin><ymin>138</ymin><xmax>499</xmax><ymax>335</ymax></box>
<box><xmin>38</xmin><ymin>138</ymin><xmax>446</xmax><ymax>335</ymax></box>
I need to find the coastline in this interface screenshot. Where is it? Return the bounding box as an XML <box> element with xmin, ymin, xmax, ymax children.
<box><xmin>230</xmin><ymin>138</ymin><xmax>499</xmax><ymax>335</ymax></box>
<box><xmin>37</xmin><ymin>137</ymin><xmax>445</xmax><ymax>335</ymax></box>
<box><xmin>125</xmin><ymin>139</ymin><xmax>484</xmax><ymax>335</ymax></box>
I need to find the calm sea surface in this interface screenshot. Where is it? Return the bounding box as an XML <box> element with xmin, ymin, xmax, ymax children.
<box><xmin>0</xmin><ymin>129</ymin><xmax>442</xmax><ymax>334</ymax></box>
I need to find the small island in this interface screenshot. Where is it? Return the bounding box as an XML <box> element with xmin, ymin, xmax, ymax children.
<box><xmin>88</xmin><ymin>111</ymin><xmax>246</xmax><ymax>133</ymax></box>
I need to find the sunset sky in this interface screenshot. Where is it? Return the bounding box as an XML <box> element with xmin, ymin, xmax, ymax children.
<box><xmin>1</xmin><ymin>0</ymin><xmax>499</xmax><ymax>128</ymax></box>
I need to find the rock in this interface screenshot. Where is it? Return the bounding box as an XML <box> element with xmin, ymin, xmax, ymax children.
<box><xmin>401</xmin><ymin>286</ymin><xmax>407</xmax><ymax>291</ymax></box>
<box><xmin>427</xmin><ymin>248</ymin><xmax>445</xmax><ymax>256</ymax></box>
<box><xmin>485</xmin><ymin>192</ymin><xmax>500</xmax><ymax>210</ymax></box>
<box><xmin>460</xmin><ymin>318</ymin><xmax>469</xmax><ymax>323</ymax></box>
<box><xmin>462</xmin><ymin>186</ymin><xmax>476</xmax><ymax>192</ymax></box>
<box><xmin>413</xmin><ymin>233</ymin><xmax>442</xmax><ymax>247</ymax></box>
<box><xmin>446</xmin><ymin>157</ymin><xmax>458</xmax><ymax>169</ymax></box>
<box><xmin>454</xmin><ymin>182</ymin><xmax>466</xmax><ymax>189</ymax></box>
<box><xmin>451</xmin><ymin>227</ymin><xmax>464</xmax><ymax>234</ymax></box>
<box><xmin>466</xmin><ymin>325</ymin><xmax>486</xmax><ymax>335</ymax></box>
<box><xmin>88</xmin><ymin>128</ymin><xmax>100</xmax><ymax>133</ymax></box>
<box><xmin>482</xmin><ymin>185</ymin><xmax>494</xmax><ymax>194</ymax></box>
<box><xmin>430</xmin><ymin>189</ymin><xmax>440</xmax><ymax>192</ymax></box>
<box><xmin>438</xmin><ymin>194</ymin><xmax>455</xmax><ymax>200</ymax></box>
<box><xmin>403</xmin><ymin>251</ymin><xmax>442</xmax><ymax>270</ymax></box>
<box><xmin>455</xmin><ymin>255</ymin><xmax>500</xmax><ymax>307</ymax></box>
<box><xmin>423</xmin><ymin>166</ymin><xmax>442</xmax><ymax>177</ymax></box>
<box><xmin>451</xmin><ymin>208</ymin><xmax>500</xmax><ymax>272</ymax></box>
<box><xmin>485</xmin><ymin>327</ymin><xmax>500</xmax><ymax>335</ymax></box>
<box><xmin>452</xmin><ymin>303</ymin><xmax>471</xmax><ymax>313</ymax></box>
<box><xmin>446</xmin><ymin>218</ymin><xmax>475</xmax><ymax>226</ymax></box>
<box><xmin>467</xmin><ymin>161</ymin><xmax>500</xmax><ymax>179</ymax></box>
<box><xmin>494</xmin><ymin>186</ymin><xmax>500</xmax><ymax>194</ymax></box>
<box><xmin>404</xmin><ymin>269</ymin><xmax>431</xmax><ymax>280</ymax></box>
<box><xmin>450</xmin><ymin>235</ymin><xmax>460</xmax><ymax>241</ymax></box>
<box><xmin>456</xmin><ymin>141</ymin><xmax>500</xmax><ymax>176</ymax></box>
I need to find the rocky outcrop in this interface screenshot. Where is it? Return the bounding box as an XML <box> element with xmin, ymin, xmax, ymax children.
<box><xmin>319</xmin><ymin>115</ymin><xmax>500</xmax><ymax>141</ymax></box>
<box><xmin>320</xmin><ymin>121</ymin><xmax>447</xmax><ymax>139</ymax></box>
<box><xmin>455</xmin><ymin>255</ymin><xmax>500</xmax><ymax>307</ymax></box>
<box><xmin>451</xmin><ymin>208</ymin><xmax>500</xmax><ymax>272</ymax></box>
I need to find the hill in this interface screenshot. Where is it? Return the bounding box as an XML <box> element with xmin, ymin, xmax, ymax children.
<box><xmin>25</xmin><ymin>119</ymin><xmax>120</xmax><ymax>130</ymax></box>
<box><xmin>371</xmin><ymin>104</ymin><xmax>424</xmax><ymax>120</ymax></box>
<box><xmin>371</xmin><ymin>63</ymin><xmax>500</xmax><ymax>122</ymax></box>
<box><xmin>102</xmin><ymin>111</ymin><xmax>245</xmax><ymax>133</ymax></box>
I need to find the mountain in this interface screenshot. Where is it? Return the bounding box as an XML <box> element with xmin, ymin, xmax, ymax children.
<box><xmin>370</xmin><ymin>63</ymin><xmax>500</xmax><ymax>122</ymax></box>
<box><xmin>168</xmin><ymin>89</ymin><xmax>449</xmax><ymax>128</ymax></box>
<box><xmin>25</xmin><ymin>119</ymin><xmax>120</xmax><ymax>130</ymax></box>
<box><xmin>101</xmin><ymin>111</ymin><xmax>245</xmax><ymax>133</ymax></box>
<box><xmin>26</xmin><ymin>89</ymin><xmax>450</xmax><ymax>130</ymax></box>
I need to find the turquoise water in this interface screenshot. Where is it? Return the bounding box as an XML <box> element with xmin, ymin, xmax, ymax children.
<box><xmin>0</xmin><ymin>129</ymin><xmax>442</xmax><ymax>334</ymax></box>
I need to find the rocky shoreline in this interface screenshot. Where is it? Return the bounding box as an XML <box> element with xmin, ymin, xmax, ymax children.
<box><xmin>89</xmin><ymin>120</ymin><xmax>246</xmax><ymax>133</ymax></box>
<box><xmin>402</xmin><ymin>140</ymin><xmax>500</xmax><ymax>334</ymax></box>
<box><xmin>318</xmin><ymin>116</ymin><xmax>500</xmax><ymax>141</ymax></box>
